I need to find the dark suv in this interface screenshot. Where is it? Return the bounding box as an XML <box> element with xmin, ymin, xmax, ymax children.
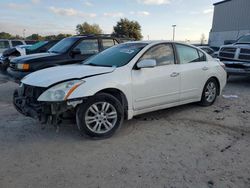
<box><xmin>7</xmin><ymin>35</ymin><xmax>120</xmax><ymax>80</ymax></box>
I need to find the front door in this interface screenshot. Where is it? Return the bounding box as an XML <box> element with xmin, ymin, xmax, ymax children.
<box><xmin>132</xmin><ymin>44</ymin><xmax>180</xmax><ymax>110</ymax></box>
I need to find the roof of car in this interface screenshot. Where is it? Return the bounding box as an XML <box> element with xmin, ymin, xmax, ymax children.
<box><xmin>71</xmin><ymin>34</ymin><xmax>117</xmax><ymax>39</ymax></box>
<box><xmin>125</xmin><ymin>40</ymin><xmax>172</xmax><ymax>44</ymax></box>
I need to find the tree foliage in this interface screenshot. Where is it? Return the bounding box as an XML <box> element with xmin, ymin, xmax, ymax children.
<box><xmin>112</xmin><ymin>18</ymin><xmax>142</xmax><ymax>40</ymax></box>
<box><xmin>44</xmin><ymin>33</ymin><xmax>72</xmax><ymax>40</ymax></box>
<box><xmin>26</xmin><ymin>34</ymin><xmax>43</xmax><ymax>40</ymax></box>
<box><xmin>0</xmin><ymin>32</ymin><xmax>12</xmax><ymax>39</ymax></box>
<box><xmin>76</xmin><ymin>22</ymin><xmax>102</xmax><ymax>35</ymax></box>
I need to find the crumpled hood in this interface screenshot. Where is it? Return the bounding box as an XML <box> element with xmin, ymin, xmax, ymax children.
<box><xmin>22</xmin><ymin>65</ymin><xmax>116</xmax><ymax>87</ymax></box>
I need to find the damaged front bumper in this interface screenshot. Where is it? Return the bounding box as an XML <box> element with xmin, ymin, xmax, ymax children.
<box><xmin>13</xmin><ymin>84</ymin><xmax>82</xmax><ymax>124</ymax></box>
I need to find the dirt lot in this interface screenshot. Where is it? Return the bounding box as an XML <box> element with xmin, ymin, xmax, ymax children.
<box><xmin>0</xmin><ymin>73</ymin><xmax>249</xmax><ymax>188</ymax></box>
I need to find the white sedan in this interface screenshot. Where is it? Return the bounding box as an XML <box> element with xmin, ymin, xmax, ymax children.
<box><xmin>13</xmin><ymin>41</ymin><xmax>227</xmax><ymax>138</ymax></box>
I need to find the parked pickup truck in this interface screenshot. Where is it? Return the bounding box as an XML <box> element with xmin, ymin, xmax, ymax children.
<box><xmin>217</xmin><ymin>34</ymin><xmax>250</xmax><ymax>76</ymax></box>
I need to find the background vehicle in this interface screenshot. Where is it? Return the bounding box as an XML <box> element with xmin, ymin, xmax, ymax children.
<box><xmin>7</xmin><ymin>35</ymin><xmax>120</xmax><ymax>80</ymax></box>
<box><xmin>198</xmin><ymin>46</ymin><xmax>218</xmax><ymax>58</ymax></box>
<box><xmin>217</xmin><ymin>34</ymin><xmax>250</xmax><ymax>76</ymax></box>
<box><xmin>0</xmin><ymin>39</ymin><xmax>26</xmax><ymax>55</ymax></box>
<box><xmin>13</xmin><ymin>41</ymin><xmax>227</xmax><ymax>138</ymax></box>
<box><xmin>0</xmin><ymin>40</ymin><xmax>59</xmax><ymax>71</ymax></box>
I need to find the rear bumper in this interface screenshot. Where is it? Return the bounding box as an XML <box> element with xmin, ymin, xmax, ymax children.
<box><xmin>7</xmin><ymin>68</ymin><xmax>31</xmax><ymax>80</ymax></box>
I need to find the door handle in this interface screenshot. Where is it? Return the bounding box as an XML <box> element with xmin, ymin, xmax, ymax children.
<box><xmin>170</xmin><ymin>72</ymin><xmax>180</xmax><ymax>77</ymax></box>
<box><xmin>202</xmin><ymin>66</ymin><xmax>209</xmax><ymax>71</ymax></box>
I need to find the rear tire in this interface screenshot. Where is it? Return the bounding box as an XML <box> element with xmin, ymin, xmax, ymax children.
<box><xmin>76</xmin><ymin>93</ymin><xmax>124</xmax><ymax>139</ymax></box>
<box><xmin>199</xmin><ymin>78</ymin><xmax>218</xmax><ymax>106</ymax></box>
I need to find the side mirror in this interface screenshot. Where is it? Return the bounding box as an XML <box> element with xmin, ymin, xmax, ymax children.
<box><xmin>71</xmin><ymin>48</ymin><xmax>81</xmax><ymax>56</ymax></box>
<box><xmin>137</xmin><ymin>59</ymin><xmax>156</xmax><ymax>69</ymax></box>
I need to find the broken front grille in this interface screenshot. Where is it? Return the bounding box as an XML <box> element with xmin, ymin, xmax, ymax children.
<box><xmin>239</xmin><ymin>48</ymin><xmax>250</xmax><ymax>61</ymax></box>
<box><xmin>23</xmin><ymin>84</ymin><xmax>46</xmax><ymax>104</ymax></box>
<box><xmin>219</xmin><ymin>47</ymin><xmax>236</xmax><ymax>59</ymax></box>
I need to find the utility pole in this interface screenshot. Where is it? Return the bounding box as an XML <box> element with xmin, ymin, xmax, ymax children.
<box><xmin>172</xmin><ymin>25</ymin><xmax>176</xmax><ymax>41</ymax></box>
<box><xmin>23</xmin><ymin>29</ymin><xmax>26</xmax><ymax>39</ymax></box>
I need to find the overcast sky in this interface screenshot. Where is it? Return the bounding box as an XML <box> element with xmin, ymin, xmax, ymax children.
<box><xmin>0</xmin><ymin>0</ymin><xmax>222</xmax><ymax>41</ymax></box>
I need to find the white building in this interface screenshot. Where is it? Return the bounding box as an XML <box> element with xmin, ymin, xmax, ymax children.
<box><xmin>209</xmin><ymin>0</ymin><xmax>250</xmax><ymax>48</ymax></box>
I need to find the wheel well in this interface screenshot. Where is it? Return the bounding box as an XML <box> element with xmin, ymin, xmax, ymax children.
<box><xmin>209</xmin><ymin>76</ymin><xmax>220</xmax><ymax>95</ymax></box>
<box><xmin>96</xmin><ymin>88</ymin><xmax>129</xmax><ymax>118</ymax></box>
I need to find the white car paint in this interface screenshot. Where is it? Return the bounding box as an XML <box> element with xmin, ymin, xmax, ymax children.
<box><xmin>21</xmin><ymin>41</ymin><xmax>227</xmax><ymax>120</ymax></box>
<box><xmin>22</xmin><ymin>65</ymin><xmax>116</xmax><ymax>87</ymax></box>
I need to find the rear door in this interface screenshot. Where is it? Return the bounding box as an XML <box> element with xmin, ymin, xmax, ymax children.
<box><xmin>175</xmin><ymin>44</ymin><xmax>207</xmax><ymax>101</ymax></box>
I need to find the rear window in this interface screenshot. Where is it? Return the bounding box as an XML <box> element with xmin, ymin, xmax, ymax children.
<box><xmin>176</xmin><ymin>44</ymin><xmax>200</xmax><ymax>64</ymax></box>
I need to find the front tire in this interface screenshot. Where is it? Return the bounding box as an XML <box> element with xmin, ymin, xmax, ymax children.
<box><xmin>199</xmin><ymin>78</ymin><xmax>218</xmax><ymax>106</ymax></box>
<box><xmin>76</xmin><ymin>93</ymin><xmax>124</xmax><ymax>139</ymax></box>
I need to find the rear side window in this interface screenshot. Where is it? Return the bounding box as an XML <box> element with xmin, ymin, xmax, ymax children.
<box><xmin>0</xmin><ymin>41</ymin><xmax>10</xmax><ymax>49</ymax></box>
<box><xmin>176</xmin><ymin>44</ymin><xmax>200</xmax><ymax>64</ymax></box>
<box><xmin>74</xmin><ymin>39</ymin><xmax>99</xmax><ymax>55</ymax></box>
<box><xmin>198</xmin><ymin>50</ymin><xmax>206</xmax><ymax>61</ymax></box>
<box><xmin>25</xmin><ymin>40</ymin><xmax>37</xmax><ymax>45</ymax></box>
<box><xmin>202</xmin><ymin>48</ymin><xmax>213</xmax><ymax>54</ymax></box>
<box><xmin>140</xmin><ymin>44</ymin><xmax>175</xmax><ymax>66</ymax></box>
<box><xmin>102</xmin><ymin>39</ymin><xmax>115</xmax><ymax>50</ymax></box>
<box><xmin>12</xmin><ymin>40</ymin><xmax>23</xmax><ymax>47</ymax></box>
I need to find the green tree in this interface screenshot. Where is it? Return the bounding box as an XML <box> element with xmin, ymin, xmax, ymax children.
<box><xmin>76</xmin><ymin>22</ymin><xmax>102</xmax><ymax>35</ymax></box>
<box><xmin>44</xmin><ymin>35</ymin><xmax>57</xmax><ymax>40</ymax></box>
<box><xmin>26</xmin><ymin>34</ymin><xmax>43</xmax><ymax>40</ymax></box>
<box><xmin>0</xmin><ymin>32</ymin><xmax>13</xmax><ymax>39</ymax></box>
<box><xmin>55</xmin><ymin>33</ymin><xmax>72</xmax><ymax>39</ymax></box>
<box><xmin>112</xmin><ymin>18</ymin><xmax>142</xmax><ymax>40</ymax></box>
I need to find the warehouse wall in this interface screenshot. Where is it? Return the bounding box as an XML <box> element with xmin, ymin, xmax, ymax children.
<box><xmin>209</xmin><ymin>0</ymin><xmax>250</xmax><ymax>48</ymax></box>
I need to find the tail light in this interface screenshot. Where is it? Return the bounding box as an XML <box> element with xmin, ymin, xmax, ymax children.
<box><xmin>216</xmin><ymin>59</ymin><xmax>226</xmax><ymax>70</ymax></box>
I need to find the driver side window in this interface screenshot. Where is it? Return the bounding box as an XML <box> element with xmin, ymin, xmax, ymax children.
<box><xmin>140</xmin><ymin>44</ymin><xmax>175</xmax><ymax>66</ymax></box>
<box><xmin>73</xmin><ymin>39</ymin><xmax>99</xmax><ymax>55</ymax></box>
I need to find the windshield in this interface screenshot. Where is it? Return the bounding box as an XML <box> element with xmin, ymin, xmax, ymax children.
<box><xmin>26</xmin><ymin>41</ymin><xmax>47</xmax><ymax>51</ymax></box>
<box><xmin>83</xmin><ymin>43</ymin><xmax>147</xmax><ymax>67</ymax></box>
<box><xmin>48</xmin><ymin>38</ymin><xmax>77</xmax><ymax>54</ymax></box>
<box><xmin>236</xmin><ymin>35</ymin><xmax>250</xmax><ymax>43</ymax></box>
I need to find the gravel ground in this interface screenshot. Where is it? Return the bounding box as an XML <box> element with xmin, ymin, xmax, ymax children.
<box><xmin>0</xmin><ymin>73</ymin><xmax>249</xmax><ymax>188</ymax></box>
